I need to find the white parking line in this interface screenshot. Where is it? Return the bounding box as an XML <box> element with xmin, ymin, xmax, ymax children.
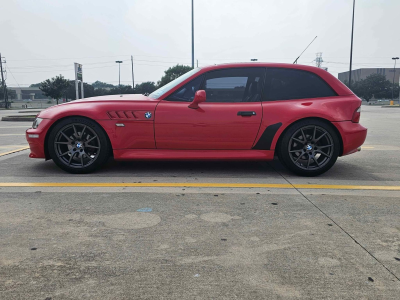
<box><xmin>0</xmin><ymin>134</ymin><xmax>26</xmax><ymax>136</ymax></box>
<box><xmin>0</xmin><ymin>126</ymin><xmax>30</xmax><ymax>129</ymax></box>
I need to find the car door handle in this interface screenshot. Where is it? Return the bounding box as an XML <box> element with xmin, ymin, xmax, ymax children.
<box><xmin>237</xmin><ymin>111</ymin><xmax>256</xmax><ymax>116</ymax></box>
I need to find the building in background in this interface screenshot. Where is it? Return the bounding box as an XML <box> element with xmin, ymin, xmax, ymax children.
<box><xmin>338</xmin><ymin>68</ymin><xmax>399</xmax><ymax>83</ymax></box>
<box><xmin>8</xmin><ymin>87</ymin><xmax>46</xmax><ymax>100</ymax></box>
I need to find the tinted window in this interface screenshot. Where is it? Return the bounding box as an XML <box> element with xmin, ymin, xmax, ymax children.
<box><xmin>265</xmin><ymin>68</ymin><xmax>337</xmax><ymax>101</ymax></box>
<box><xmin>166</xmin><ymin>75</ymin><xmax>204</xmax><ymax>102</ymax></box>
<box><xmin>204</xmin><ymin>68</ymin><xmax>265</xmax><ymax>102</ymax></box>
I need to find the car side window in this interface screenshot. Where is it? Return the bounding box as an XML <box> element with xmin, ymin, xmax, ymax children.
<box><xmin>203</xmin><ymin>68</ymin><xmax>265</xmax><ymax>103</ymax></box>
<box><xmin>166</xmin><ymin>75</ymin><xmax>204</xmax><ymax>102</ymax></box>
<box><xmin>265</xmin><ymin>68</ymin><xmax>337</xmax><ymax>101</ymax></box>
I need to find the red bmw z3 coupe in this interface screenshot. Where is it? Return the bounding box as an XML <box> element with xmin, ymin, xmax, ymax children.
<box><xmin>26</xmin><ymin>63</ymin><xmax>367</xmax><ymax>176</ymax></box>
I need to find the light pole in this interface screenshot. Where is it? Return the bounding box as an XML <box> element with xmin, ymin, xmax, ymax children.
<box><xmin>348</xmin><ymin>0</ymin><xmax>356</xmax><ymax>90</ymax></box>
<box><xmin>392</xmin><ymin>57</ymin><xmax>399</xmax><ymax>104</ymax></box>
<box><xmin>116</xmin><ymin>61</ymin><xmax>123</xmax><ymax>88</ymax></box>
<box><xmin>191</xmin><ymin>0</ymin><xmax>194</xmax><ymax>68</ymax></box>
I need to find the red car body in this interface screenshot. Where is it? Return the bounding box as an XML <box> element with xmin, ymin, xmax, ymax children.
<box><xmin>26</xmin><ymin>63</ymin><xmax>367</xmax><ymax>169</ymax></box>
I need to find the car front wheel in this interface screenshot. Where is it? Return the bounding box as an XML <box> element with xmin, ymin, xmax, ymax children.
<box><xmin>48</xmin><ymin>117</ymin><xmax>110</xmax><ymax>174</ymax></box>
<box><xmin>278</xmin><ymin>120</ymin><xmax>340</xmax><ymax>176</ymax></box>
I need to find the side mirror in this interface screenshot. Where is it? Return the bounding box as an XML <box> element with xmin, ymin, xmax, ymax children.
<box><xmin>188</xmin><ymin>90</ymin><xmax>206</xmax><ymax>109</ymax></box>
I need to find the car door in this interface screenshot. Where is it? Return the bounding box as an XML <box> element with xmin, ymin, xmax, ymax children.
<box><xmin>155</xmin><ymin>67</ymin><xmax>265</xmax><ymax>149</ymax></box>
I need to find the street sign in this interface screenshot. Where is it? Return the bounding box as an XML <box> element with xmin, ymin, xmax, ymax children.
<box><xmin>75</xmin><ymin>63</ymin><xmax>83</xmax><ymax>81</ymax></box>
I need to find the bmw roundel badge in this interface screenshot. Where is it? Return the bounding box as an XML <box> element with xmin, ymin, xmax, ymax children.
<box><xmin>145</xmin><ymin>112</ymin><xmax>152</xmax><ymax>119</ymax></box>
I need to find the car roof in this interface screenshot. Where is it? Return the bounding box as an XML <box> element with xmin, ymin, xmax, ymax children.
<box><xmin>199</xmin><ymin>62</ymin><xmax>322</xmax><ymax>72</ymax></box>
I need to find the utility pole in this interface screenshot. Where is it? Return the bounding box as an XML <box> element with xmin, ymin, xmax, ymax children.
<box><xmin>131</xmin><ymin>55</ymin><xmax>135</xmax><ymax>90</ymax></box>
<box><xmin>191</xmin><ymin>0</ymin><xmax>194</xmax><ymax>68</ymax></box>
<box><xmin>0</xmin><ymin>53</ymin><xmax>9</xmax><ymax>109</ymax></box>
<box><xmin>116</xmin><ymin>61</ymin><xmax>123</xmax><ymax>88</ymax></box>
<box><xmin>392</xmin><ymin>57</ymin><xmax>399</xmax><ymax>104</ymax></box>
<box><xmin>81</xmin><ymin>78</ymin><xmax>84</xmax><ymax>99</ymax></box>
<box><xmin>348</xmin><ymin>0</ymin><xmax>356</xmax><ymax>89</ymax></box>
<box><xmin>314</xmin><ymin>53</ymin><xmax>323</xmax><ymax>68</ymax></box>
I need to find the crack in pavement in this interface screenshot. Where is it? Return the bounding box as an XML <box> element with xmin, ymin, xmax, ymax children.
<box><xmin>267</xmin><ymin>161</ymin><xmax>400</xmax><ymax>282</ymax></box>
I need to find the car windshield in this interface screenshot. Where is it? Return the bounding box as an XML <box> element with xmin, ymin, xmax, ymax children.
<box><xmin>149</xmin><ymin>68</ymin><xmax>201</xmax><ymax>99</ymax></box>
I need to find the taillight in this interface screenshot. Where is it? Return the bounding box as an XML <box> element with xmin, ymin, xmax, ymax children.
<box><xmin>352</xmin><ymin>106</ymin><xmax>361</xmax><ymax>123</ymax></box>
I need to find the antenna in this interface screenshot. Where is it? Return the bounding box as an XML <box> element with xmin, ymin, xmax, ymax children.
<box><xmin>293</xmin><ymin>36</ymin><xmax>318</xmax><ymax>64</ymax></box>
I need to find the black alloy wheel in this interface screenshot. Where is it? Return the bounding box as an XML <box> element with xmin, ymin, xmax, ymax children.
<box><xmin>48</xmin><ymin>117</ymin><xmax>110</xmax><ymax>173</ymax></box>
<box><xmin>279</xmin><ymin>119</ymin><xmax>340</xmax><ymax>176</ymax></box>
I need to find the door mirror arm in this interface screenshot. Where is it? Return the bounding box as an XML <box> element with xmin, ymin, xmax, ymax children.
<box><xmin>188</xmin><ymin>90</ymin><xmax>206</xmax><ymax>109</ymax></box>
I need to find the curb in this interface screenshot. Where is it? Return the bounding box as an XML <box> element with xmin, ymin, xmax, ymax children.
<box><xmin>381</xmin><ymin>106</ymin><xmax>400</xmax><ymax>108</ymax></box>
<box><xmin>1</xmin><ymin>116</ymin><xmax>36</xmax><ymax>122</ymax></box>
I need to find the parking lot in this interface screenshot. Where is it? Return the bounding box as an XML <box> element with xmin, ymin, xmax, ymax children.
<box><xmin>0</xmin><ymin>105</ymin><xmax>399</xmax><ymax>299</ymax></box>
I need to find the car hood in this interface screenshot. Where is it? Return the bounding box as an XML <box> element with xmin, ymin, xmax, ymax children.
<box><xmin>72</xmin><ymin>94</ymin><xmax>157</xmax><ymax>103</ymax></box>
<box><xmin>38</xmin><ymin>94</ymin><xmax>160</xmax><ymax>120</ymax></box>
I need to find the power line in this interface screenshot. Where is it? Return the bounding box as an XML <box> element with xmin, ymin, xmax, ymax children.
<box><xmin>6</xmin><ymin>54</ymin><xmax>132</xmax><ymax>62</ymax></box>
<box><xmin>9</xmin><ymin>62</ymin><xmax>186</xmax><ymax>74</ymax></box>
<box><xmin>5</xmin><ymin>66</ymin><xmax>21</xmax><ymax>88</ymax></box>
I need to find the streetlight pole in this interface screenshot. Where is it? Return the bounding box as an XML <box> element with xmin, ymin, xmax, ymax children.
<box><xmin>115</xmin><ymin>61</ymin><xmax>123</xmax><ymax>88</ymax></box>
<box><xmin>392</xmin><ymin>57</ymin><xmax>399</xmax><ymax>104</ymax></box>
<box><xmin>191</xmin><ymin>0</ymin><xmax>194</xmax><ymax>69</ymax></box>
<box><xmin>348</xmin><ymin>0</ymin><xmax>356</xmax><ymax>90</ymax></box>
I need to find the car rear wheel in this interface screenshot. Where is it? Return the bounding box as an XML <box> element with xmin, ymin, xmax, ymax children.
<box><xmin>278</xmin><ymin>119</ymin><xmax>340</xmax><ymax>176</ymax></box>
<box><xmin>48</xmin><ymin>117</ymin><xmax>110</xmax><ymax>174</ymax></box>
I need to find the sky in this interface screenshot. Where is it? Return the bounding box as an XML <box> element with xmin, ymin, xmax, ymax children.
<box><xmin>1</xmin><ymin>0</ymin><xmax>399</xmax><ymax>87</ymax></box>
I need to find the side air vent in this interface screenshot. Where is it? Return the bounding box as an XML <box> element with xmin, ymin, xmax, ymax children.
<box><xmin>107</xmin><ymin>110</ymin><xmax>153</xmax><ymax>121</ymax></box>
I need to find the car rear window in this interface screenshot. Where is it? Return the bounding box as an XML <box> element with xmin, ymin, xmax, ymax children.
<box><xmin>264</xmin><ymin>68</ymin><xmax>337</xmax><ymax>101</ymax></box>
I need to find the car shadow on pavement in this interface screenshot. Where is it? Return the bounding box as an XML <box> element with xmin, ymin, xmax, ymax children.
<box><xmin>100</xmin><ymin>159</ymin><xmax>279</xmax><ymax>178</ymax></box>
<box><xmin>10</xmin><ymin>154</ymin><xmax>378</xmax><ymax>182</ymax></box>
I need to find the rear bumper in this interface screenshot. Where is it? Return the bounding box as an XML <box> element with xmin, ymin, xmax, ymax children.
<box><xmin>26</xmin><ymin>119</ymin><xmax>53</xmax><ymax>159</ymax></box>
<box><xmin>333</xmin><ymin>121</ymin><xmax>367</xmax><ymax>156</ymax></box>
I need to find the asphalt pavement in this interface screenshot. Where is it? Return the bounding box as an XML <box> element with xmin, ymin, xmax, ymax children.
<box><xmin>0</xmin><ymin>105</ymin><xmax>399</xmax><ymax>299</ymax></box>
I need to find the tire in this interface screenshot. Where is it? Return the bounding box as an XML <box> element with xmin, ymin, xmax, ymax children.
<box><xmin>48</xmin><ymin>117</ymin><xmax>110</xmax><ymax>174</ymax></box>
<box><xmin>278</xmin><ymin>119</ymin><xmax>340</xmax><ymax>176</ymax></box>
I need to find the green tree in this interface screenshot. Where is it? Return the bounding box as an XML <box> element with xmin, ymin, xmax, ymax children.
<box><xmin>29</xmin><ymin>83</ymin><xmax>41</xmax><ymax>88</ymax></box>
<box><xmin>64</xmin><ymin>81</ymin><xmax>77</xmax><ymax>100</ymax></box>
<box><xmin>343</xmin><ymin>74</ymin><xmax>399</xmax><ymax>102</ymax></box>
<box><xmin>109</xmin><ymin>84</ymin><xmax>134</xmax><ymax>95</ymax></box>
<box><xmin>93</xmin><ymin>88</ymin><xmax>110</xmax><ymax>97</ymax></box>
<box><xmin>92</xmin><ymin>81</ymin><xmax>115</xmax><ymax>89</ymax></box>
<box><xmin>7</xmin><ymin>89</ymin><xmax>16</xmax><ymax>100</ymax></box>
<box><xmin>157</xmin><ymin>64</ymin><xmax>193</xmax><ymax>87</ymax></box>
<box><xmin>64</xmin><ymin>80</ymin><xmax>96</xmax><ymax>101</ymax></box>
<box><xmin>134</xmin><ymin>81</ymin><xmax>157</xmax><ymax>95</ymax></box>
<box><xmin>39</xmin><ymin>75</ymin><xmax>70</xmax><ymax>104</ymax></box>
<box><xmin>359</xmin><ymin>74</ymin><xmax>390</xmax><ymax>101</ymax></box>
